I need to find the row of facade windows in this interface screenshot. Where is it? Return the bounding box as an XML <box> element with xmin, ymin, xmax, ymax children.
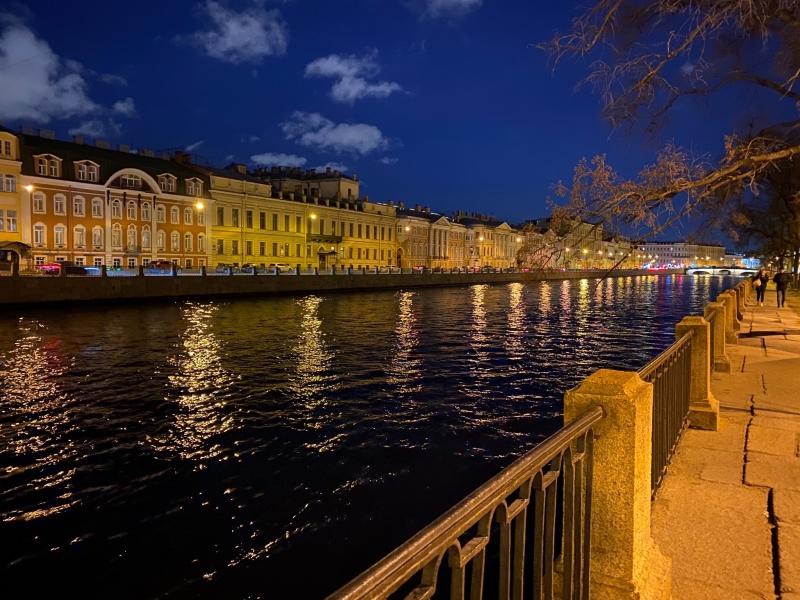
<box><xmin>213</xmin><ymin>239</ymin><xmax>394</xmax><ymax>262</ymax></box>
<box><xmin>30</xmin><ymin>195</ymin><xmax>206</xmax><ymax>225</ymax></box>
<box><xmin>31</xmin><ymin>223</ymin><xmax>206</xmax><ymax>253</ymax></box>
<box><xmin>34</xmin><ymin>256</ymin><xmax>207</xmax><ymax>269</ymax></box>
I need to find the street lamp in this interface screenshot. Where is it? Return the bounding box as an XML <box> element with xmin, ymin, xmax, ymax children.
<box><xmin>25</xmin><ymin>185</ymin><xmax>33</xmax><ymax>192</ymax></box>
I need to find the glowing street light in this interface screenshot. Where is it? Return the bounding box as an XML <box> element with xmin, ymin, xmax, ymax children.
<box><xmin>25</xmin><ymin>185</ymin><xmax>33</xmax><ymax>192</ymax></box>
<box><xmin>195</xmin><ymin>201</ymin><xmax>204</xmax><ymax>210</ymax></box>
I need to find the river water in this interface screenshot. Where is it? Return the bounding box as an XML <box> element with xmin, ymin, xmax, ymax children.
<box><xmin>0</xmin><ymin>275</ymin><xmax>733</xmax><ymax>599</ymax></box>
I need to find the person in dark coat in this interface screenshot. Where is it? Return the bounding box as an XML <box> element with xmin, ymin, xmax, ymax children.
<box><xmin>772</xmin><ymin>268</ymin><xmax>792</xmax><ymax>308</ymax></box>
<box><xmin>753</xmin><ymin>269</ymin><xmax>770</xmax><ymax>306</ymax></box>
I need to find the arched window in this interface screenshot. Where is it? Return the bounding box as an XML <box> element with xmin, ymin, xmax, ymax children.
<box><xmin>127</xmin><ymin>224</ymin><xmax>137</xmax><ymax>251</ymax></box>
<box><xmin>54</xmin><ymin>194</ymin><xmax>66</xmax><ymax>215</ymax></box>
<box><xmin>141</xmin><ymin>202</ymin><xmax>151</xmax><ymax>221</ymax></box>
<box><xmin>54</xmin><ymin>224</ymin><xmax>66</xmax><ymax>248</ymax></box>
<box><xmin>171</xmin><ymin>231</ymin><xmax>180</xmax><ymax>252</ymax></box>
<box><xmin>127</xmin><ymin>201</ymin><xmax>137</xmax><ymax>220</ymax></box>
<box><xmin>73</xmin><ymin>196</ymin><xmax>85</xmax><ymax>217</ymax></box>
<box><xmin>184</xmin><ymin>232</ymin><xmax>193</xmax><ymax>252</ymax></box>
<box><xmin>156</xmin><ymin>205</ymin><xmax>166</xmax><ymax>223</ymax></box>
<box><xmin>157</xmin><ymin>230</ymin><xmax>166</xmax><ymax>251</ymax></box>
<box><xmin>111</xmin><ymin>199</ymin><xmax>122</xmax><ymax>219</ymax></box>
<box><xmin>170</xmin><ymin>206</ymin><xmax>179</xmax><ymax>224</ymax></box>
<box><xmin>92</xmin><ymin>197</ymin><xmax>103</xmax><ymax>218</ymax></box>
<box><xmin>33</xmin><ymin>193</ymin><xmax>46</xmax><ymax>214</ymax></box>
<box><xmin>112</xmin><ymin>224</ymin><xmax>122</xmax><ymax>248</ymax></box>
<box><xmin>184</xmin><ymin>207</ymin><xmax>193</xmax><ymax>225</ymax></box>
<box><xmin>73</xmin><ymin>225</ymin><xmax>86</xmax><ymax>248</ymax></box>
<box><xmin>33</xmin><ymin>223</ymin><xmax>46</xmax><ymax>247</ymax></box>
<box><xmin>142</xmin><ymin>226</ymin><xmax>151</xmax><ymax>250</ymax></box>
<box><xmin>92</xmin><ymin>226</ymin><xmax>103</xmax><ymax>249</ymax></box>
<box><xmin>197</xmin><ymin>233</ymin><xmax>206</xmax><ymax>253</ymax></box>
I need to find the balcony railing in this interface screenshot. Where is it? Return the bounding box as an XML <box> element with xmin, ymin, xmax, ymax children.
<box><xmin>326</xmin><ymin>406</ymin><xmax>604</xmax><ymax>600</ymax></box>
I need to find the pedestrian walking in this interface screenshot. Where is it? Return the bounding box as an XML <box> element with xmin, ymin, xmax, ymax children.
<box><xmin>753</xmin><ymin>269</ymin><xmax>769</xmax><ymax>306</ymax></box>
<box><xmin>772</xmin><ymin>267</ymin><xmax>792</xmax><ymax>308</ymax></box>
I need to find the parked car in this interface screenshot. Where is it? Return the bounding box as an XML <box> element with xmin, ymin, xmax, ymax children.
<box><xmin>268</xmin><ymin>263</ymin><xmax>292</xmax><ymax>272</ymax></box>
<box><xmin>146</xmin><ymin>260</ymin><xmax>180</xmax><ymax>274</ymax></box>
<box><xmin>215</xmin><ymin>263</ymin><xmax>237</xmax><ymax>273</ymax></box>
<box><xmin>35</xmin><ymin>261</ymin><xmax>87</xmax><ymax>275</ymax></box>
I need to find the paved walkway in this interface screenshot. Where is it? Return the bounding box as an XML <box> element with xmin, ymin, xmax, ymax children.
<box><xmin>651</xmin><ymin>287</ymin><xmax>800</xmax><ymax>600</ymax></box>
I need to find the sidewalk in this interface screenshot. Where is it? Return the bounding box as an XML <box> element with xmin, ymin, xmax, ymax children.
<box><xmin>651</xmin><ymin>287</ymin><xmax>800</xmax><ymax>600</ymax></box>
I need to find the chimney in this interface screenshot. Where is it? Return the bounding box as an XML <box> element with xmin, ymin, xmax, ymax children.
<box><xmin>351</xmin><ymin>173</ymin><xmax>357</xmax><ymax>180</ymax></box>
<box><xmin>161</xmin><ymin>152</ymin><xmax>171</xmax><ymax>160</ymax></box>
<box><xmin>326</xmin><ymin>167</ymin><xmax>332</xmax><ymax>173</ymax></box>
<box><xmin>21</xmin><ymin>126</ymin><xmax>36</xmax><ymax>136</ymax></box>
<box><xmin>293</xmin><ymin>167</ymin><xmax>301</xmax><ymax>174</ymax></box>
<box><xmin>95</xmin><ymin>139</ymin><xmax>111</xmax><ymax>149</ymax></box>
<box><xmin>174</xmin><ymin>150</ymin><xmax>184</xmax><ymax>163</ymax></box>
<box><xmin>236</xmin><ymin>164</ymin><xmax>246</xmax><ymax>174</ymax></box>
<box><xmin>362</xmin><ymin>195</ymin><xmax>369</xmax><ymax>203</ymax></box>
<box><xmin>119</xmin><ymin>144</ymin><xmax>130</xmax><ymax>153</ymax></box>
<box><xmin>271</xmin><ymin>166</ymin><xmax>279</xmax><ymax>174</ymax></box>
<box><xmin>387</xmin><ymin>200</ymin><xmax>394</xmax><ymax>207</ymax></box>
<box><xmin>398</xmin><ymin>201</ymin><xmax>405</xmax><ymax>209</ymax></box>
<box><xmin>40</xmin><ymin>129</ymin><xmax>56</xmax><ymax>140</ymax></box>
<box><xmin>424</xmin><ymin>207</ymin><xmax>431</xmax><ymax>214</ymax></box>
<box><xmin>414</xmin><ymin>204</ymin><xmax>421</xmax><ymax>212</ymax></box>
<box><xmin>333</xmin><ymin>170</ymin><xmax>341</xmax><ymax>176</ymax></box>
<box><xmin>73</xmin><ymin>135</ymin><xmax>84</xmax><ymax>145</ymax></box>
<box><xmin>306</xmin><ymin>168</ymin><xmax>317</xmax><ymax>176</ymax></box>
<box><xmin>139</xmin><ymin>149</ymin><xmax>155</xmax><ymax>157</ymax></box>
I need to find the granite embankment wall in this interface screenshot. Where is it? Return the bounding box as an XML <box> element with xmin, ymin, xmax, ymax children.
<box><xmin>0</xmin><ymin>269</ymin><xmax>684</xmax><ymax>307</ymax></box>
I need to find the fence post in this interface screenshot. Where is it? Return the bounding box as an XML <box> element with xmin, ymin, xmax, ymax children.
<box><xmin>731</xmin><ymin>286</ymin><xmax>744</xmax><ymax>321</ymax></box>
<box><xmin>719</xmin><ymin>291</ymin><xmax>740</xmax><ymax>334</ymax></box>
<box><xmin>11</xmin><ymin>262</ymin><xmax>19</xmax><ymax>277</ymax></box>
<box><xmin>564</xmin><ymin>370</ymin><xmax>672</xmax><ymax>600</ymax></box>
<box><xmin>137</xmin><ymin>265</ymin><xmax>144</xmax><ymax>277</ymax></box>
<box><xmin>227</xmin><ymin>266</ymin><xmax>233</xmax><ymax>276</ymax></box>
<box><xmin>676</xmin><ymin>316</ymin><xmax>719</xmax><ymax>431</ymax></box>
<box><xmin>199</xmin><ymin>266</ymin><xmax>206</xmax><ymax>277</ymax></box>
<box><xmin>100</xmin><ymin>265</ymin><xmax>107</xmax><ymax>278</ymax></box>
<box><xmin>716</xmin><ymin>293</ymin><xmax>737</xmax><ymax>344</ymax></box>
<box><xmin>704</xmin><ymin>302</ymin><xmax>730</xmax><ymax>373</ymax></box>
<box><xmin>170</xmin><ymin>263</ymin><xmax>178</xmax><ymax>277</ymax></box>
<box><xmin>313</xmin><ymin>267</ymin><xmax>318</xmax><ymax>275</ymax></box>
<box><xmin>59</xmin><ymin>264</ymin><xmax>67</xmax><ymax>277</ymax></box>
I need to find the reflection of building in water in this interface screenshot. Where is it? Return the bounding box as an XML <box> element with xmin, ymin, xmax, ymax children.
<box><xmin>289</xmin><ymin>296</ymin><xmax>336</xmax><ymax>424</ymax></box>
<box><xmin>1</xmin><ymin>320</ymin><xmax>77</xmax><ymax>520</ymax></box>
<box><xmin>154</xmin><ymin>303</ymin><xmax>234</xmax><ymax>461</ymax></box>
<box><xmin>387</xmin><ymin>291</ymin><xmax>422</xmax><ymax>393</ymax></box>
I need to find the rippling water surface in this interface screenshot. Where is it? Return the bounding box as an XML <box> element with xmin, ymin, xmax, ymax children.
<box><xmin>0</xmin><ymin>275</ymin><xmax>733</xmax><ymax>599</ymax></box>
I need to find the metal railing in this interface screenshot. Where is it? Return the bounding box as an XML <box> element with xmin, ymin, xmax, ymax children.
<box><xmin>326</xmin><ymin>406</ymin><xmax>604</xmax><ymax>600</ymax></box>
<box><xmin>638</xmin><ymin>331</ymin><xmax>693</xmax><ymax>498</ymax></box>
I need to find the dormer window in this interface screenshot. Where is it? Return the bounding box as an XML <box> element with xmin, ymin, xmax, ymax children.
<box><xmin>186</xmin><ymin>178</ymin><xmax>202</xmax><ymax>196</ymax></box>
<box><xmin>75</xmin><ymin>161</ymin><xmax>100</xmax><ymax>182</ymax></box>
<box><xmin>121</xmin><ymin>174</ymin><xmax>142</xmax><ymax>189</ymax></box>
<box><xmin>2</xmin><ymin>140</ymin><xmax>11</xmax><ymax>156</ymax></box>
<box><xmin>159</xmin><ymin>174</ymin><xmax>176</xmax><ymax>193</ymax></box>
<box><xmin>35</xmin><ymin>155</ymin><xmax>62</xmax><ymax>177</ymax></box>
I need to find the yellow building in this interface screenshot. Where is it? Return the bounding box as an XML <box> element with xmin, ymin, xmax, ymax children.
<box><xmin>0</xmin><ymin>126</ymin><xmax>24</xmax><ymax>268</ymax></box>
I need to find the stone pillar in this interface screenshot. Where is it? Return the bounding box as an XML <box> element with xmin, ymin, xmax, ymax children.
<box><xmin>59</xmin><ymin>264</ymin><xmax>67</xmax><ymax>277</ymax></box>
<box><xmin>137</xmin><ymin>265</ymin><xmax>144</xmax><ymax>277</ymax></box>
<box><xmin>361</xmin><ymin>267</ymin><xmax>366</xmax><ymax>275</ymax></box>
<box><xmin>704</xmin><ymin>302</ymin><xmax>730</xmax><ymax>373</ymax></box>
<box><xmin>227</xmin><ymin>266</ymin><xmax>233</xmax><ymax>276</ymax></box>
<box><xmin>252</xmin><ymin>266</ymin><xmax>258</xmax><ymax>276</ymax></box>
<box><xmin>11</xmin><ymin>262</ymin><xmax>19</xmax><ymax>277</ymax></box>
<box><xmin>170</xmin><ymin>263</ymin><xmax>178</xmax><ymax>277</ymax></box>
<box><xmin>676</xmin><ymin>316</ymin><xmax>719</xmax><ymax>431</ymax></box>
<box><xmin>564</xmin><ymin>370</ymin><xmax>672</xmax><ymax>600</ymax></box>
<box><xmin>313</xmin><ymin>267</ymin><xmax>318</xmax><ymax>275</ymax></box>
<box><xmin>330</xmin><ymin>267</ymin><xmax>335</xmax><ymax>275</ymax></box>
<box><xmin>347</xmin><ymin>267</ymin><xmax>353</xmax><ymax>275</ymax></box>
<box><xmin>716</xmin><ymin>293</ymin><xmax>738</xmax><ymax>344</ymax></box>
<box><xmin>720</xmin><ymin>290</ymin><xmax>740</xmax><ymax>333</ymax></box>
<box><xmin>100</xmin><ymin>265</ymin><xmax>107</xmax><ymax>278</ymax></box>
<box><xmin>275</xmin><ymin>267</ymin><xmax>281</xmax><ymax>275</ymax></box>
<box><xmin>732</xmin><ymin>286</ymin><xmax>744</xmax><ymax>321</ymax></box>
<box><xmin>199</xmin><ymin>266</ymin><xmax>206</xmax><ymax>277</ymax></box>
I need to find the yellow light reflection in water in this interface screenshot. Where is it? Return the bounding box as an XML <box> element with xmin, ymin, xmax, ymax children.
<box><xmin>153</xmin><ymin>304</ymin><xmax>234</xmax><ymax>461</ymax></box>
<box><xmin>539</xmin><ymin>281</ymin><xmax>551</xmax><ymax>318</ymax></box>
<box><xmin>1</xmin><ymin>319</ymin><xmax>77</xmax><ymax>521</ymax></box>
<box><xmin>505</xmin><ymin>283</ymin><xmax>527</xmax><ymax>362</ymax></box>
<box><xmin>387</xmin><ymin>291</ymin><xmax>422</xmax><ymax>393</ymax></box>
<box><xmin>289</xmin><ymin>296</ymin><xmax>335</xmax><ymax>427</ymax></box>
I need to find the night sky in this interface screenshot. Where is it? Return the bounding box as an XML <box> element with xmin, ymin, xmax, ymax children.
<box><xmin>0</xmin><ymin>0</ymin><xmax>749</xmax><ymax>229</ymax></box>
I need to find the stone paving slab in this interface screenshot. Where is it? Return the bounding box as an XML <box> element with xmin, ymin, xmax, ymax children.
<box><xmin>781</xmin><ymin>525</ymin><xmax>800</xmax><ymax>595</ymax></box>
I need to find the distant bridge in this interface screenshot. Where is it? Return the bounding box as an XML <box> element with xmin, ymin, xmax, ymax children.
<box><xmin>685</xmin><ymin>266</ymin><xmax>757</xmax><ymax>277</ymax></box>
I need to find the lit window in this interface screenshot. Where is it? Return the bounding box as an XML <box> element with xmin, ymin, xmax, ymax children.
<box><xmin>121</xmin><ymin>174</ymin><xmax>141</xmax><ymax>189</ymax></box>
<box><xmin>142</xmin><ymin>226</ymin><xmax>151</xmax><ymax>249</ymax></box>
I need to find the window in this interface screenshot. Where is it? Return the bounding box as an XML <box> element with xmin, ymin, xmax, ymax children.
<box><xmin>4</xmin><ymin>175</ymin><xmax>16</xmax><ymax>192</ymax></box>
<box><xmin>246</xmin><ymin>240</ymin><xmax>253</xmax><ymax>255</ymax></box>
<box><xmin>259</xmin><ymin>241</ymin><xmax>265</xmax><ymax>256</ymax></box>
<box><xmin>128</xmin><ymin>258</ymin><xmax>136</xmax><ymax>268</ymax></box>
<box><xmin>260</xmin><ymin>212</ymin><xmax>266</xmax><ymax>229</ymax></box>
<box><xmin>358</xmin><ymin>224</ymin><xmax>362</xmax><ymax>238</ymax></box>
<box><xmin>159</xmin><ymin>176</ymin><xmax>175</xmax><ymax>193</ymax></box>
<box><xmin>272</xmin><ymin>213</ymin><xmax>278</xmax><ymax>230</ymax></box>
<box><xmin>171</xmin><ymin>231</ymin><xmax>180</xmax><ymax>252</ymax></box>
<box><xmin>33</xmin><ymin>193</ymin><xmax>45</xmax><ymax>213</ymax></box>
<box><xmin>74</xmin><ymin>226</ymin><xmax>86</xmax><ymax>248</ymax></box>
<box><xmin>92</xmin><ymin>198</ymin><xmax>103</xmax><ymax>218</ymax></box>
<box><xmin>217</xmin><ymin>239</ymin><xmax>224</xmax><ymax>255</ymax></box>
<box><xmin>141</xmin><ymin>202</ymin><xmax>151</xmax><ymax>221</ymax></box>
<box><xmin>73</xmin><ymin>196</ymin><xmax>85</xmax><ymax>216</ymax></box>
<box><xmin>77</xmin><ymin>164</ymin><xmax>87</xmax><ymax>181</ymax></box>
<box><xmin>381</xmin><ymin>227</ymin><xmax>385</xmax><ymax>241</ymax></box>
<box><xmin>170</xmin><ymin>206</ymin><xmax>179</xmax><ymax>224</ymax></box>
<box><xmin>113</xmin><ymin>258</ymin><xmax>122</xmax><ymax>267</ymax></box>
<box><xmin>231</xmin><ymin>240</ymin><xmax>239</xmax><ymax>255</ymax></box>
<box><xmin>49</xmin><ymin>160</ymin><xmax>59</xmax><ymax>177</ymax></box>
<box><xmin>350</xmin><ymin>223</ymin><xmax>354</xmax><ymax>237</ymax></box>
<box><xmin>3</xmin><ymin>140</ymin><xmax>10</xmax><ymax>155</ymax></box>
<box><xmin>157</xmin><ymin>205</ymin><xmax>166</xmax><ymax>223</ymax></box>
<box><xmin>217</xmin><ymin>207</ymin><xmax>225</xmax><ymax>226</ymax></box>
<box><xmin>231</xmin><ymin>208</ymin><xmax>239</xmax><ymax>228</ymax></box>
<box><xmin>320</xmin><ymin>219</ymin><xmax>325</xmax><ymax>235</ymax></box>
<box><xmin>127</xmin><ymin>201</ymin><xmax>137</xmax><ymax>220</ymax></box>
<box><xmin>34</xmin><ymin>224</ymin><xmax>46</xmax><ymax>247</ymax></box>
<box><xmin>5</xmin><ymin>210</ymin><xmax>17</xmax><ymax>232</ymax></box>
<box><xmin>272</xmin><ymin>242</ymin><xmax>278</xmax><ymax>256</ymax></box>
<box><xmin>142</xmin><ymin>226</ymin><xmax>151</xmax><ymax>249</ymax></box>
<box><xmin>279</xmin><ymin>244</ymin><xmax>285</xmax><ymax>256</ymax></box>
<box><xmin>121</xmin><ymin>174</ymin><xmax>141</xmax><ymax>189</ymax></box>
<box><xmin>94</xmin><ymin>257</ymin><xmax>103</xmax><ymax>267</ymax></box>
<box><xmin>92</xmin><ymin>227</ymin><xmax>103</xmax><ymax>249</ymax></box>
<box><xmin>88</xmin><ymin>165</ymin><xmax>98</xmax><ymax>182</ymax></box>
<box><xmin>374</xmin><ymin>226</ymin><xmax>378</xmax><ymax>239</ymax></box>
<box><xmin>127</xmin><ymin>225</ymin><xmax>136</xmax><ymax>250</ymax></box>
<box><xmin>157</xmin><ymin>231</ymin><xmax>166</xmax><ymax>251</ymax></box>
<box><xmin>197</xmin><ymin>209</ymin><xmax>205</xmax><ymax>226</ymax></box>
<box><xmin>198</xmin><ymin>234</ymin><xmax>206</xmax><ymax>253</ymax></box>
<box><xmin>54</xmin><ymin>194</ymin><xmax>66</xmax><ymax>215</ymax></box>
<box><xmin>75</xmin><ymin>257</ymin><xmax>85</xmax><ymax>267</ymax></box>
<box><xmin>35</xmin><ymin>255</ymin><xmax>46</xmax><ymax>265</ymax></box>
<box><xmin>112</xmin><ymin>224</ymin><xmax>122</xmax><ymax>248</ymax></box>
<box><xmin>184</xmin><ymin>208</ymin><xmax>192</xmax><ymax>225</ymax></box>
<box><xmin>388</xmin><ymin>228</ymin><xmax>392</xmax><ymax>242</ymax></box>
<box><xmin>184</xmin><ymin>233</ymin><xmax>192</xmax><ymax>252</ymax></box>
<box><xmin>246</xmin><ymin>210</ymin><xmax>253</xmax><ymax>229</ymax></box>
<box><xmin>112</xmin><ymin>199</ymin><xmax>122</xmax><ymax>219</ymax></box>
<box><xmin>185</xmin><ymin>259</ymin><xmax>193</xmax><ymax>268</ymax></box>
<box><xmin>37</xmin><ymin>158</ymin><xmax>47</xmax><ymax>175</ymax></box>
<box><xmin>187</xmin><ymin>180</ymin><xmax>202</xmax><ymax>195</ymax></box>
<box><xmin>365</xmin><ymin>225</ymin><xmax>369</xmax><ymax>239</ymax></box>
<box><xmin>54</xmin><ymin>225</ymin><xmax>66</xmax><ymax>247</ymax></box>
<box><xmin>284</xmin><ymin>215</ymin><xmax>289</xmax><ymax>231</ymax></box>
<box><xmin>296</xmin><ymin>216</ymin><xmax>301</xmax><ymax>232</ymax></box>
<box><xmin>296</xmin><ymin>243</ymin><xmax>301</xmax><ymax>257</ymax></box>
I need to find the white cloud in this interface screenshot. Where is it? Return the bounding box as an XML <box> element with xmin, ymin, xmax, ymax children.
<box><xmin>420</xmin><ymin>0</ymin><xmax>482</xmax><ymax>18</ymax></box>
<box><xmin>68</xmin><ymin>118</ymin><xmax>121</xmax><ymax>138</ymax></box>
<box><xmin>113</xmin><ymin>97</ymin><xmax>136</xmax><ymax>117</ymax></box>
<box><xmin>182</xmin><ymin>0</ymin><xmax>288</xmax><ymax>65</ymax></box>
<box><xmin>250</xmin><ymin>152</ymin><xmax>307</xmax><ymax>167</ymax></box>
<box><xmin>379</xmin><ymin>157</ymin><xmax>399</xmax><ymax>165</ymax></box>
<box><xmin>186</xmin><ymin>140</ymin><xmax>205</xmax><ymax>152</ymax></box>
<box><xmin>241</xmin><ymin>134</ymin><xmax>260</xmax><ymax>142</ymax></box>
<box><xmin>281</xmin><ymin>111</ymin><xmax>389</xmax><ymax>155</ymax></box>
<box><xmin>305</xmin><ymin>50</ymin><xmax>402</xmax><ymax>104</ymax></box>
<box><xmin>224</xmin><ymin>154</ymin><xmax>235</xmax><ymax>162</ymax></box>
<box><xmin>101</xmin><ymin>73</ymin><xmax>127</xmax><ymax>85</ymax></box>
<box><xmin>0</xmin><ymin>23</ymin><xmax>99</xmax><ymax>122</ymax></box>
<box><xmin>312</xmin><ymin>162</ymin><xmax>349</xmax><ymax>172</ymax></box>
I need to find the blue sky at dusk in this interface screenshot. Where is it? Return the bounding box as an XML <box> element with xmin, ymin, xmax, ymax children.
<box><xmin>0</xmin><ymin>0</ymin><xmax>740</xmax><ymax>227</ymax></box>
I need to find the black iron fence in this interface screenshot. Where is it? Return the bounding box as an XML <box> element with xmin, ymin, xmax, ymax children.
<box><xmin>326</xmin><ymin>406</ymin><xmax>604</xmax><ymax>600</ymax></box>
<box><xmin>638</xmin><ymin>332</ymin><xmax>693</xmax><ymax>498</ymax></box>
